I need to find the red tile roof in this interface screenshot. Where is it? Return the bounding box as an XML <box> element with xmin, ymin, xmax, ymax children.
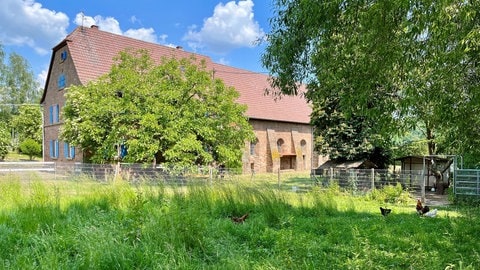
<box><xmin>44</xmin><ymin>25</ymin><xmax>312</xmax><ymax>124</ymax></box>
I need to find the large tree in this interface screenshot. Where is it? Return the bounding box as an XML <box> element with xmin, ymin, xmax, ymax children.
<box><xmin>62</xmin><ymin>49</ymin><xmax>255</xmax><ymax>167</ymax></box>
<box><xmin>0</xmin><ymin>123</ymin><xmax>10</xmax><ymax>160</ymax></box>
<box><xmin>11</xmin><ymin>105</ymin><xmax>42</xmax><ymax>144</ymax></box>
<box><xmin>0</xmin><ymin>44</ymin><xmax>42</xmax><ymax>152</ymax></box>
<box><xmin>0</xmin><ymin>46</ymin><xmax>41</xmax><ymax>121</ymax></box>
<box><xmin>262</xmin><ymin>0</ymin><xmax>480</xmax><ymax>164</ymax></box>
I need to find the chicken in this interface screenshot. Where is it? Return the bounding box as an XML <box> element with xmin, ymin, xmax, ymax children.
<box><xmin>380</xmin><ymin>207</ymin><xmax>391</xmax><ymax>216</ymax></box>
<box><xmin>416</xmin><ymin>199</ymin><xmax>431</xmax><ymax>215</ymax></box>
<box><xmin>423</xmin><ymin>208</ymin><xmax>437</xmax><ymax>218</ymax></box>
<box><xmin>420</xmin><ymin>205</ymin><xmax>430</xmax><ymax>215</ymax></box>
<box><xmin>416</xmin><ymin>199</ymin><xmax>423</xmax><ymax>214</ymax></box>
<box><xmin>231</xmin><ymin>213</ymin><xmax>249</xmax><ymax>223</ymax></box>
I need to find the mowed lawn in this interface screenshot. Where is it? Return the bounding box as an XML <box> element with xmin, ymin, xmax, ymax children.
<box><xmin>0</xmin><ymin>173</ymin><xmax>479</xmax><ymax>269</ymax></box>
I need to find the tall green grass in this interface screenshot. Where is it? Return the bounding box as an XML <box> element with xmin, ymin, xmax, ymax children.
<box><xmin>0</xmin><ymin>175</ymin><xmax>479</xmax><ymax>269</ymax></box>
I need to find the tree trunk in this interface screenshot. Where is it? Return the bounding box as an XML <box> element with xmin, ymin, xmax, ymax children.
<box><xmin>426</xmin><ymin>126</ymin><xmax>436</xmax><ymax>155</ymax></box>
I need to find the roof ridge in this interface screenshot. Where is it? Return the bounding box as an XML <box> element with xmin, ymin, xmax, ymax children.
<box><xmin>42</xmin><ymin>25</ymin><xmax>312</xmax><ymax>124</ymax></box>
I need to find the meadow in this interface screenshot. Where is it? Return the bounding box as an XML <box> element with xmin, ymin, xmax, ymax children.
<box><xmin>0</xmin><ymin>172</ymin><xmax>479</xmax><ymax>269</ymax></box>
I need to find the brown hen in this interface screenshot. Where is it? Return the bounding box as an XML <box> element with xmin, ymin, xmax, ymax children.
<box><xmin>231</xmin><ymin>213</ymin><xmax>249</xmax><ymax>223</ymax></box>
<box><xmin>416</xmin><ymin>199</ymin><xmax>430</xmax><ymax>215</ymax></box>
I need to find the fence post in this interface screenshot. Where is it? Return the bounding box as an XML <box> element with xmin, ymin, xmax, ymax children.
<box><xmin>371</xmin><ymin>168</ymin><xmax>375</xmax><ymax>190</ymax></box>
<box><xmin>329</xmin><ymin>167</ymin><xmax>333</xmax><ymax>185</ymax></box>
<box><xmin>421</xmin><ymin>174</ymin><xmax>426</xmax><ymax>203</ymax></box>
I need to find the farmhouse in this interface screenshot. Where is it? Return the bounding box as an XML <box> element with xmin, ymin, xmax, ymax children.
<box><xmin>40</xmin><ymin>25</ymin><xmax>324</xmax><ymax>173</ymax></box>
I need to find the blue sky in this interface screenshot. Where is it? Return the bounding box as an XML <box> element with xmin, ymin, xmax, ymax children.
<box><xmin>0</xmin><ymin>0</ymin><xmax>273</xmax><ymax>87</ymax></box>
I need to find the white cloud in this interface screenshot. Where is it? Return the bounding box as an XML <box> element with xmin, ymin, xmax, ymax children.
<box><xmin>74</xmin><ymin>12</ymin><xmax>159</xmax><ymax>44</ymax></box>
<box><xmin>124</xmin><ymin>28</ymin><xmax>158</xmax><ymax>43</ymax></box>
<box><xmin>37</xmin><ymin>68</ymin><xmax>48</xmax><ymax>87</ymax></box>
<box><xmin>130</xmin><ymin>15</ymin><xmax>139</xmax><ymax>24</ymax></box>
<box><xmin>0</xmin><ymin>0</ymin><xmax>69</xmax><ymax>55</ymax></box>
<box><xmin>74</xmin><ymin>13</ymin><xmax>122</xmax><ymax>35</ymax></box>
<box><xmin>183</xmin><ymin>0</ymin><xmax>264</xmax><ymax>54</ymax></box>
<box><xmin>217</xmin><ymin>57</ymin><xmax>230</xmax><ymax>66</ymax></box>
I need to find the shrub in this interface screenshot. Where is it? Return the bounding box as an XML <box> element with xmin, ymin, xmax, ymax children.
<box><xmin>367</xmin><ymin>183</ymin><xmax>410</xmax><ymax>204</ymax></box>
<box><xmin>0</xmin><ymin>125</ymin><xmax>10</xmax><ymax>160</ymax></box>
<box><xmin>19</xmin><ymin>138</ymin><xmax>41</xmax><ymax>160</ymax></box>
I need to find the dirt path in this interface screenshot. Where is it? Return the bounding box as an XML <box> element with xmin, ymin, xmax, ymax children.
<box><xmin>412</xmin><ymin>191</ymin><xmax>450</xmax><ymax>207</ymax></box>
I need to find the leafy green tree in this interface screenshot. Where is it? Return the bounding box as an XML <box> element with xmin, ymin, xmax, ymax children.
<box><xmin>19</xmin><ymin>138</ymin><xmax>41</xmax><ymax>160</ymax></box>
<box><xmin>11</xmin><ymin>105</ymin><xmax>42</xmax><ymax>145</ymax></box>
<box><xmin>0</xmin><ymin>123</ymin><xmax>10</xmax><ymax>160</ymax></box>
<box><xmin>62</xmin><ymin>49</ymin><xmax>255</xmax><ymax>167</ymax></box>
<box><xmin>391</xmin><ymin>128</ymin><xmax>429</xmax><ymax>159</ymax></box>
<box><xmin>262</xmin><ymin>0</ymin><xmax>480</xmax><ymax>163</ymax></box>
<box><xmin>311</xmin><ymin>94</ymin><xmax>392</xmax><ymax>168</ymax></box>
<box><xmin>0</xmin><ymin>44</ymin><xmax>41</xmax><ymax>153</ymax></box>
<box><xmin>0</xmin><ymin>47</ymin><xmax>40</xmax><ymax>121</ymax></box>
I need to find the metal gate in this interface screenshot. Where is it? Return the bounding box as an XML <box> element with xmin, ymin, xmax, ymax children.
<box><xmin>454</xmin><ymin>169</ymin><xmax>480</xmax><ymax>196</ymax></box>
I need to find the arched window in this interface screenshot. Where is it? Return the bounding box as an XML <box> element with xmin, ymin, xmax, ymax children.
<box><xmin>277</xmin><ymin>138</ymin><xmax>284</xmax><ymax>153</ymax></box>
<box><xmin>250</xmin><ymin>138</ymin><xmax>258</xmax><ymax>155</ymax></box>
<box><xmin>300</xmin><ymin>139</ymin><xmax>307</xmax><ymax>153</ymax></box>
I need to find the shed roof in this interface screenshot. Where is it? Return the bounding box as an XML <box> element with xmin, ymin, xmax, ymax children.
<box><xmin>316</xmin><ymin>159</ymin><xmax>377</xmax><ymax>169</ymax></box>
<box><xmin>394</xmin><ymin>155</ymin><xmax>451</xmax><ymax>164</ymax></box>
<box><xmin>41</xmin><ymin>25</ymin><xmax>311</xmax><ymax>124</ymax></box>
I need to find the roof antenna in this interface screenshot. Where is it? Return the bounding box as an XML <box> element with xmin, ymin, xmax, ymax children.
<box><xmin>81</xmin><ymin>11</ymin><xmax>85</xmax><ymax>30</ymax></box>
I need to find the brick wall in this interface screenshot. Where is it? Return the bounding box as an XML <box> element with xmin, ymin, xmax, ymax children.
<box><xmin>244</xmin><ymin>119</ymin><xmax>321</xmax><ymax>174</ymax></box>
<box><xmin>42</xmin><ymin>45</ymin><xmax>83</xmax><ymax>163</ymax></box>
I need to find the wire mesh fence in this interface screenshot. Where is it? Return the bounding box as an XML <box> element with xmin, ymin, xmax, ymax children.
<box><xmin>0</xmin><ymin>162</ymin><xmax>245</xmax><ymax>185</ymax></box>
<box><xmin>310</xmin><ymin>168</ymin><xmax>425</xmax><ymax>192</ymax></box>
<box><xmin>0</xmin><ymin>162</ymin><xmax>427</xmax><ymax>195</ymax></box>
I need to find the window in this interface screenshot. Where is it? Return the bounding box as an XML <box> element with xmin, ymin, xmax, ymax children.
<box><xmin>49</xmin><ymin>104</ymin><xmax>60</xmax><ymax>124</ymax></box>
<box><xmin>60</xmin><ymin>50</ymin><xmax>68</xmax><ymax>61</ymax></box>
<box><xmin>300</xmin><ymin>139</ymin><xmax>307</xmax><ymax>153</ymax></box>
<box><xmin>64</xmin><ymin>142</ymin><xmax>75</xmax><ymax>159</ymax></box>
<box><xmin>250</xmin><ymin>138</ymin><xmax>258</xmax><ymax>156</ymax></box>
<box><xmin>58</xmin><ymin>74</ymin><xmax>66</xmax><ymax>89</ymax></box>
<box><xmin>49</xmin><ymin>140</ymin><xmax>59</xmax><ymax>158</ymax></box>
<box><xmin>277</xmin><ymin>138</ymin><xmax>284</xmax><ymax>153</ymax></box>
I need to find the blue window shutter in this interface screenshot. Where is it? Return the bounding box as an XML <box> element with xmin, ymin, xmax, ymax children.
<box><xmin>71</xmin><ymin>146</ymin><xmax>75</xmax><ymax>159</ymax></box>
<box><xmin>64</xmin><ymin>142</ymin><xmax>68</xmax><ymax>158</ymax></box>
<box><xmin>61</xmin><ymin>51</ymin><xmax>67</xmax><ymax>61</ymax></box>
<box><xmin>55</xmin><ymin>140</ymin><xmax>59</xmax><ymax>158</ymax></box>
<box><xmin>58</xmin><ymin>74</ymin><xmax>66</xmax><ymax>89</ymax></box>
<box><xmin>49</xmin><ymin>106</ymin><xmax>53</xmax><ymax>124</ymax></box>
<box><xmin>55</xmin><ymin>104</ymin><xmax>60</xmax><ymax>123</ymax></box>
<box><xmin>49</xmin><ymin>140</ymin><xmax>53</xmax><ymax>157</ymax></box>
<box><xmin>120</xmin><ymin>144</ymin><xmax>127</xmax><ymax>158</ymax></box>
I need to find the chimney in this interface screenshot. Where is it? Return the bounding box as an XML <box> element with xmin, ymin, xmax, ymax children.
<box><xmin>91</xmin><ymin>25</ymin><xmax>99</xmax><ymax>29</ymax></box>
<box><xmin>176</xmin><ymin>46</ymin><xmax>183</xmax><ymax>50</ymax></box>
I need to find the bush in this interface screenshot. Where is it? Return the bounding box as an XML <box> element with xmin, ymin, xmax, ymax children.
<box><xmin>0</xmin><ymin>125</ymin><xmax>10</xmax><ymax>160</ymax></box>
<box><xmin>19</xmin><ymin>138</ymin><xmax>41</xmax><ymax>160</ymax></box>
<box><xmin>367</xmin><ymin>183</ymin><xmax>410</xmax><ymax>204</ymax></box>
<box><xmin>0</xmin><ymin>141</ymin><xmax>8</xmax><ymax>160</ymax></box>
